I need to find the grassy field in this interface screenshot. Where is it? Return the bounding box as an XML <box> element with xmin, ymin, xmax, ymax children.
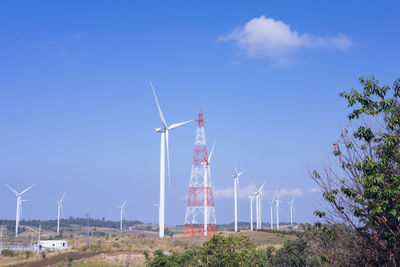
<box><xmin>0</xmin><ymin>228</ymin><xmax>298</xmax><ymax>266</ymax></box>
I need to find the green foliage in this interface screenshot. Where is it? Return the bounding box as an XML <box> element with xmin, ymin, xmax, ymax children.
<box><xmin>270</xmin><ymin>239</ymin><xmax>310</xmax><ymax>267</ymax></box>
<box><xmin>314</xmin><ymin>76</ymin><xmax>400</xmax><ymax>265</ymax></box>
<box><xmin>145</xmin><ymin>234</ymin><xmax>314</xmax><ymax>267</ymax></box>
<box><xmin>1</xmin><ymin>249</ymin><xmax>14</xmax><ymax>257</ymax></box>
<box><xmin>25</xmin><ymin>250</ymin><xmax>33</xmax><ymax>259</ymax></box>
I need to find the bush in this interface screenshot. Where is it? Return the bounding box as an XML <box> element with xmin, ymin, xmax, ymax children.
<box><xmin>1</xmin><ymin>249</ymin><xmax>14</xmax><ymax>257</ymax></box>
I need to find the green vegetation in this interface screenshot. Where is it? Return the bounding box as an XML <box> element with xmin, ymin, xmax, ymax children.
<box><xmin>1</xmin><ymin>249</ymin><xmax>14</xmax><ymax>257</ymax></box>
<box><xmin>312</xmin><ymin>76</ymin><xmax>400</xmax><ymax>266</ymax></box>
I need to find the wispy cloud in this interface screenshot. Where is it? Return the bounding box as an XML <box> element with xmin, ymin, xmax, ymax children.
<box><xmin>275</xmin><ymin>188</ymin><xmax>303</xmax><ymax>198</ymax></box>
<box><xmin>218</xmin><ymin>15</ymin><xmax>352</xmax><ymax>66</ymax></box>
<box><xmin>214</xmin><ymin>185</ymin><xmax>302</xmax><ymax>199</ymax></box>
<box><xmin>214</xmin><ymin>184</ymin><xmax>258</xmax><ymax>199</ymax></box>
<box><xmin>307</xmin><ymin>187</ymin><xmax>321</xmax><ymax>193</ymax></box>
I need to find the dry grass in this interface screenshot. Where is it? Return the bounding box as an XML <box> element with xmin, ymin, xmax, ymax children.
<box><xmin>0</xmin><ymin>230</ymin><xmax>297</xmax><ymax>266</ymax></box>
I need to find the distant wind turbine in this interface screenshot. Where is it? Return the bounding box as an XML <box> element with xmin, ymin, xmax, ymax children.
<box><xmin>255</xmin><ymin>181</ymin><xmax>266</xmax><ymax>230</ymax></box>
<box><xmin>275</xmin><ymin>193</ymin><xmax>281</xmax><ymax>230</ymax></box>
<box><xmin>57</xmin><ymin>193</ymin><xmax>67</xmax><ymax>234</ymax></box>
<box><xmin>287</xmin><ymin>197</ymin><xmax>295</xmax><ymax>227</ymax></box>
<box><xmin>203</xmin><ymin>143</ymin><xmax>215</xmax><ymax>237</ymax></box>
<box><xmin>150</xmin><ymin>79</ymin><xmax>192</xmax><ymax>238</ymax></box>
<box><xmin>4</xmin><ymin>184</ymin><xmax>35</xmax><ymax>238</ymax></box>
<box><xmin>232</xmin><ymin>165</ymin><xmax>244</xmax><ymax>232</ymax></box>
<box><xmin>269</xmin><ymin>192</ymin><xmax>275</xmax><ymax>230</ymax></box>
<box><xmin>248</xmin><ymin>194</ymin><xmax>255</xmax><ymax>231</ymax></box>
<box><xmin>116</xmin><ymin>200</ymin><xmax>127</xmax><ymax>231</ymax></box>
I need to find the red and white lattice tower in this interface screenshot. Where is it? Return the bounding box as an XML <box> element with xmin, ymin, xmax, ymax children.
<box><xmin>183</xmin><ymin>110</ymin><xmax>217</xmax><ymax>239</ymax></box>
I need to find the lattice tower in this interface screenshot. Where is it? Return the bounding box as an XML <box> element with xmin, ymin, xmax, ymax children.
<box><xmin>183</xmin><ymin>110</ymin><xmax>217</xmax><ymax>238</ymax></box>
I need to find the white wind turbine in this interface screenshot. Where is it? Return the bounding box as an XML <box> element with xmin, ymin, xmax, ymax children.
<box><xmin>287</xmin><ymin>197</ymin><xmax>295</xmax><ymax>227</ymax></box>
<box><xmin>232</xmin><ymin>166</ymin><xmax>244</xmax><ymax>232</ymax></box>
<box><xmin>269</xmin><ymin>192</ymin><xmax>275</xmax><ymax>230</ymax></box>
<box><xmin>4</xmin><ymin>184</ymin><xmax>36</xmax><ymax>238</ymax></box>
<box><xmin>150</xmin><ymin>79</ymin><xmax>192</xmax><ymax>238</ymax></box>
<box><xmin>203</xmin><ymin>143</ymin><xmax>215</xmax><ymax>237</ymax></box>
<box><xmin>57</xmin><ymin>193</ymin><xmax>67</xmax><ymax>234</ymax></box>
<box><xmin>255</xmin><ymin>181</ymin><xmax>266</xmax><ymax>229</ymax></box>
<box><xmin>116</xmin><ymin>199</ymin><xmax>127</xmax><ymax>231</ymax></box>
<box><xmin>253</xmin><ymin>189</ymin><xmax>259</xmax><ymax>229</ymax></box>
<box><xmin>275</xmin><ymin>193</ymin><xmax>281</xmax><ymax>230</ymax></box>
<box><xmin>248</xmin><ymin>194</ymin><xmax>255</xmax><ymax>231</ymax></box>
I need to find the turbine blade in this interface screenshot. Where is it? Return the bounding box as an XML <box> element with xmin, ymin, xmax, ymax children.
<box><xmin>4</xmin><ymin>184</ymin><xmax>18</xmax><ymax>195</ymax></box>
<box><xmin>259</xmin><ymin>180</ymin><xmax>266</xmax><ymax>193</ymax></box>
<box><xmin>20</xmin><ymin>184</ymin><xmax>36</xmax><ymax>195</ymax></box>
<box><xmin>166</xmin><ymin>130</ymin><xmax>171</xmax><ymax>188</ymax></box>
<box><xmin>237</xmin><ymin>170</ymin><xmax>245</xmax><ymax>177</ymax></box>
<box><xmin>122</xmin><ymin>208</ymin><xmax>127</xmax><ymax>217</ymax></box>
<box><xmin>168</xmin><ymin>120</ymin><xmax>192</xmax><ymax>130</ymax></box>
<box><xmin>122</xmin><ymin>199</ymin><xmax>127</xmax><ymax>208</ymax></box>
<box><xmin>234</xmin><ymin>163</ymin><xmax>238</xmax><ymax>174</ymax></box>
<box><xmin>149</xmin><ymin>78</ymin><xmax>167</xmax><ymax>128</ymax></box>
<box><xmin>208</xmin><ymin>142</ymin><xmax>216</xmax><ymax>163</ymax></box>
<box><xmin>60</xmin><ymin>192</ymin><xmax>67</xmax><ymax>203</ymax></box>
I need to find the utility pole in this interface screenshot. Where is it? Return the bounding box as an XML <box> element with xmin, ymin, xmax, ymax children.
<box><xmin>86</xmin><ymin>212</ymin><xmax>90</xmax><ymax>246</ymax></box>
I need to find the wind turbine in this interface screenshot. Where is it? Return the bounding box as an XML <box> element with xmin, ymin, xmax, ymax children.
<box><xmin>269</xmin><ymin>193</ymin><xmax>275</xmax><ymax>230</ymax></box>
<box><xmin>287</xmin><ymin>197</ymin><xmax>295</xmax><ymax>227</ymax></box>
<box><xmin>255</xmin><ymin>181</ymin><xmax>266</xmax><ymax>230</ymax></box>
<box><xmin>150</xmin><ymin>79</ymin><xmax>192</xmax><ymax>238</ymax></box>
<box><xmin>57</xmin><ymin>193</ymin><xmax>67</xmax><ymax>234</ymax></box>
<box><xmin>203</xmin><ymin>143</ymin><xmax>215</xmax><ymax>237</ymax></box>
<box><xmin>116</xmin><ymin>200</ymin><xmax>127</xmax><ymax>231</ymax></box>
<box><xmin>248</xmin><ymin>194</ymin><xmax>255</xmax><ymax>231</ymax></box>
<box><xmin>4</xmin><ymin>184</ymin><xmax>35</xmax><ymax>238</ymax></box>
<box><xmin>275</xmin><ymin>193</ymin><xmax>281</xmax><ymax>230</ymax></box>
<box><xmin>232</xmin><ymin>165</ymin><xmax>244</xmax><ymax>232</ymax></box>
<box><xmin>253</xmin><ymin>189</ymin><xmax>259</xmax><ymax>229</ymax></box>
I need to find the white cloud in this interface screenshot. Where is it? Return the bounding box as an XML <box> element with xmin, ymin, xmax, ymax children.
<box><xmin>218</xmin><ymin>15</ymin><xmax>352</xmax><ymax>66</ymax></box>
<box><xmin>275</xmin><ymin>188</ymin><xmax>303</xmax><ymax>198</ymax></box>
<box><xmin>214</xmin><ymin>184</ymin><xmax>258</xmax><ymax>199</ymax></box>
<box><xmin>307</xmin><ymin>187</ymin><xmax>321</xmax><ymax>193</ymax></box>
<box><xmin>214</xmin><ymin>185</ymin><xmax>302</xmax><ymax>199</ymax></box>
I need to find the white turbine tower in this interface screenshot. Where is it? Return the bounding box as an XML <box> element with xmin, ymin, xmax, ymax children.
<box><xmin>232</xmin><ymin>166</ymin><xmax>244</xmax><ymax>232</ymax></box>
<box><xmin>203</xmin><ymin>143</ymin><xmax>215</xmax><ymax>237</ymax></box>
<box><xmin>288</xmin><ymin>197</ymin><xmax>295</xmax><ymax>227</ymax></box>
<box><xmin>57</xmin><ymin>193</ymin><xmax>67</xmax><ymax>234</ymax></box>
<box><xmin>150</xmin><ymin>79</ymin><xmax>192</xmax><ymax>238</ymax></box>
<box><xmin>255</xmin><ymin>181</ymin><xmax>266</xmax><ymax>229</ymax></box>
<box><xmin>275</xmin><ymin>193</ymin><xmax>281</xmax><ymax>230</ymax></box>
<box><xmin>4</xmin><ymin>184</ymin><xmax>35</xmax><ymax>238</ymax></box>
<box><xmin>253</xmin><ymin>189</ymin><xmax>259</xmax><ymax>229</ymax></box>
<box><xmin>269</xmin><ymin>193</ymin><xmax>275</xmax><ymax>230</ymax></box>
<box><xmin>248</xmin><ymin>194</ymin><xmax>255</xmax><ymax>231</ymax></box>
<box><xmin>116</xmin><ymin>200</ymin><xmax>127</xmax><ymax>231</ymax></box>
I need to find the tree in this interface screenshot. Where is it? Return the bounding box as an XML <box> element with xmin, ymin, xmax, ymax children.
<box><xmin>312</xmin><ymin>76</ymin><xmax>400</xmax><ymax>266</ymax></box>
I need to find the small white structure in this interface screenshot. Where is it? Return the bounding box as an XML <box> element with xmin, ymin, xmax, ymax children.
<box><xmin>39</xmin><ymin>240</ymin><xmax>69</xmax><ymax>251</ymax></box>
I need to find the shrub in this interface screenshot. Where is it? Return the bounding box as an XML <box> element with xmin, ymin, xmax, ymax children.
<box><xmin>1</xmin><ymin>249</ymin><xmax>14</xmax><ymax>257</ymax></box>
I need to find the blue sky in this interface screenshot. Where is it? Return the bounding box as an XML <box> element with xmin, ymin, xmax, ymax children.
<box><xmin>1</xmin><ymin>1</ymin><xmax>399</xmax><ymax>225</ymax></box>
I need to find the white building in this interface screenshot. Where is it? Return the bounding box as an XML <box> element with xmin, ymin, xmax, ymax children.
<box><xmin>39</xmin><ymin>240</ymin><xmax>69</xmax><ymax>250</ymax></box>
